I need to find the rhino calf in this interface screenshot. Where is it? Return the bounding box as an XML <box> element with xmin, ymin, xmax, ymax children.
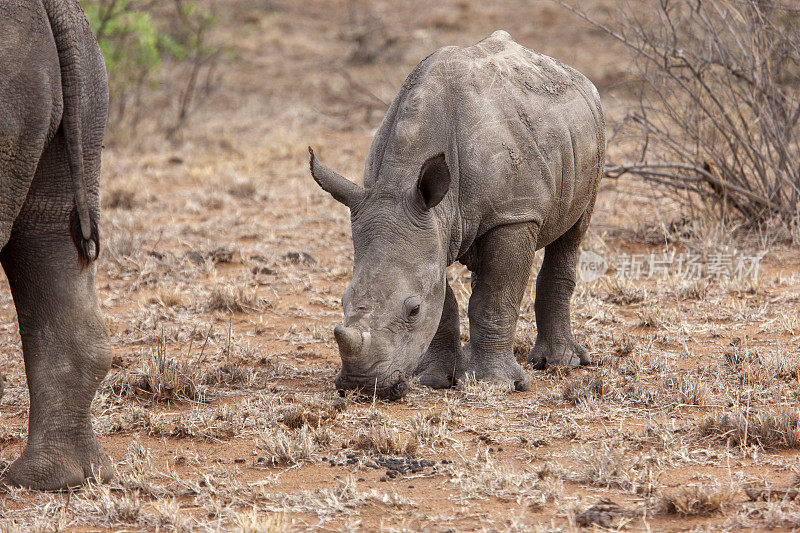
<box><xmin>310</xmin><ymin>31</ymin><xmax>605</xmax><ymax>399</ymax></box>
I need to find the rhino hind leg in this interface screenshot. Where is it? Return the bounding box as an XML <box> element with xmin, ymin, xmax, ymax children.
<box><xmin>415</xmin><ymin>281</ymin><xmax>464</xmax><ymax>389</ymax></box>
<box><xmin>528</xmin><ymin>211</ymin><xmax>591</xmax><ymax>370</ymax></box>
<box><xmin>456</xmin><ymin>223</ymin><xmax>536</xmax><ymax>391</ymax></box>
<box><xmin>1</xmin><ymin>143</ymin><xmax>112</xmax><ymax>491</ymax></box>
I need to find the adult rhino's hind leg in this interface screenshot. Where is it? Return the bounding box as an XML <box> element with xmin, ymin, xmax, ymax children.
<box><xmin>528</xmin><ymin>211</ymin><xmax>591</xmax><ymax>369</ymax></box>
<box><xmin>1</xmin><ymin>145</ymin><xmax>112</xmax><ymax>491</ymax></box>
<box><xmin>457</xmin><ymin>223</ymin><xmax>537</xmax><ymax>391</ymax></box>
<box><xmin>415</xmin><ymin>281</ymin><xmax>464</xmax><ymax>389</ymax></box>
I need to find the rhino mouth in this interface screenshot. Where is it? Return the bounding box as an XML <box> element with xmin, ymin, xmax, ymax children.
<box><xmin>334</xmin><ymin>371</ymin><xmax>410</xmax><ymax>400</ymax></box>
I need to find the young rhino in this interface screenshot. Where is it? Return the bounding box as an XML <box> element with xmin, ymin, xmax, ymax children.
<box><xmin>310</xmin><ymin>31</ymin><xmax>605</xmax><ymax>399</ymax></box>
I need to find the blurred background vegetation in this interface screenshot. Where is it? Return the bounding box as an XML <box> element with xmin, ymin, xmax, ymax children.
<box><xmin>80</xmin><ymin>0</ymin><xmax>223</xmax><ymax>139</ymax></box>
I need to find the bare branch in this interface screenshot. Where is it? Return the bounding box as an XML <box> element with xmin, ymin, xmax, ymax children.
<box><xmin>558</xmin><ymin>0</ymin><xmax>800</xmax><ymax>230</ymax></box>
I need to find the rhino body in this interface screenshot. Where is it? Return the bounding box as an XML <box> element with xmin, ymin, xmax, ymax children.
<box><xmin>311</xmin><ymin>31</ymin><xmax>605</xmax><ymax>398</ymax></box>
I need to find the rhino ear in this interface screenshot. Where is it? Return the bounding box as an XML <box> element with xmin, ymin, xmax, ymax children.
<box><xmin>414</xmin><ymin>152</ymin><xmax>450</xmax><ymax>210</ymax></box>
<box><xmin>308</xmin><ymin>147</ymin><xmax>365</xmax><ymax>208</ymax></box>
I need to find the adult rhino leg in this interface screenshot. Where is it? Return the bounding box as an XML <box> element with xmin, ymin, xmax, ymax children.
<box><xmin>528</xmin><ymin>211</ymin><xmax>591</xmax><ymax>369</ymax></box>
<box><xmin>414</xmin><ymin>281</ymin><xmax>464</xmax><ymax>389</ymax></box>
<box><xmin>457</xmin><ymin>223</ymin><xmax>536</xmax><ymax>391</ymax></box>
<box><xmin>1</xmin><ymin>139</ymin><xmax>112</xmax><ymax>491</ymax></box>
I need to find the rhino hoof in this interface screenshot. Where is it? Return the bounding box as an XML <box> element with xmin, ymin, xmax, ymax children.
<box><xmin>514</xmin><ymin>377</ymin><xmax>531</xmax><ymax>391</ymax></box>
<box><xmin>528</xmin><ymin>338</ymin><xmax>590</xmax><ymax>370</ymax></box>
<box><xmin>417</xmin><ymin>372</ymin><xmax>454</xmax><ymax>389</ymax></box>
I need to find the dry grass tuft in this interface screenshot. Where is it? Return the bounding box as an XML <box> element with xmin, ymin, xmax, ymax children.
<box><xmin>573</xmin><ymin>439</ymin><xmax>661</xmax><ymax>496</ymax></box>
<box><xmin>104</xmin><ymin>182</ymin><xmax>140</xmax><ymax>210</ymax></box>
<box><xmin>697</xmin><ymin>407</ymin><xmax>800</xmax><ymax>449</ymax></box>
<box><xmin>109</xmin><ymin>347</ymin><xmax>207</xmax><ymax>404</ymax></box>
<box><xmin>255</xmin><ymin>426</ymin><xmax>319</xmax><ymax>466</ymax></box>
<box><xmin>406</xmin><ymin>412</ymin><xmax>453</xmax><ymax>446</ymax></box>
<box><xmin>206</xmin><ymin>283</ymin><xmax>270</xmax><ymax>313</ymax></box>
<box><xmin>351</xmin><ymin>421</ymin><xmax>419</xmax><ymax>456</ymax></box>
<box><xmin>601</xmin><ymin>278</ymin><xmax>646</xmax><ymax>305</ymax></box>
<box><xmin>201</xmin><ymin>363</ymin><xmax>254</xmax><ymax>388</ymax></box>
<box><xmin>234</xmin><ymin>509</ymin><xmax>288</xmax><ymax>533</ymax></box>
<box><xmin>636</xmin><ymin>305</ymin><xmax>675</xmax><ymax>329</ymax></box>
<box><xmin>665</xmin><ymin>374</ymin><xmax>711</xmax><ymax>406</ymax></box>
<box><xmin>613</xmin><ymin>334</ymin><xmax>637</xmax><ymax>357</ymax></box>
<box><xmin>562</xmin><ymin>374</ymin><xmax>607</xmax><ymax>405</ymax></box>
<box><xmin>659</xmin><ymin>484</ymin><xmax>736</xmax><ymax>516</ymax></box>
<box><xmin>153</xmin><ymin>287</ymin><xmax>185</xmax><ymax>308</ymax></box>
<box><xmin>450</xmin><ymin>455</ymin><xmax>564</xmax><ymax>506</ymax></box>
<box><xmin>279</xmin><ymin>399</ymin><xmax>343</xmax><ymax>429</ymax></box>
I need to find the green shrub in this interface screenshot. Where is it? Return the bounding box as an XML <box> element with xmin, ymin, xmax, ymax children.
<box><xmin>80</xmin><ymin>0</ymin><xmax>220</xmax><ymax>135</ymax></box>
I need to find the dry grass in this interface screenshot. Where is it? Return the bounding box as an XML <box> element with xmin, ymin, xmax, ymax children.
<box><xmin>279</xmin><ymin>396</ymin><xmax>345</xmax><ymax>429</ymax></box>
<box><xmin>109</xmin><ymin>346</ymin><xmax>208</xmax><ymax>404</ymax></box>
<box><xmin>255</xmin><ymin>426</ymin><xmax>319</xmax><ymax>466</ymax></box>
<box><xmin>697</xmin><ymin>407</ymin><xmax>800</xmax><ymax>450</ymax></box>
<box><xmin>350</xmin><ymin>419</ymin><xmax>419</xmax><ymax>456</ymax></box>
<box><xmin>206</xmin><ymin>283</ymin><xmax>270</xmax><ymax>313</ymax></box>
<box><xmin>659</xmin><ymin>484</ymin><xmax>736</xmax><ymax>516</ymax></box>
<box><xmin>561</xmin><ymin>374</ymin><xmax>607</xmax><ymax>405</ymax></box>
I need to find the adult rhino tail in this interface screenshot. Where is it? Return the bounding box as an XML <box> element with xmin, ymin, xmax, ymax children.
<box><xmin>44</xmin><ymin>0</ymin><xmax>99</xmax><ymax>266</ymax></box>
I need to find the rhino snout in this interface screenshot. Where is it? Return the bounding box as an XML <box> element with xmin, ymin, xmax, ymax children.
<box><xmin>333</xmin><ymin>325</ymin><xmax>408</xmax><ymax>399</ymax></box>
<box><xmin>335</xmin><ymin>371</ymin><xmax>409</xmax><ymax>400</ymax></box>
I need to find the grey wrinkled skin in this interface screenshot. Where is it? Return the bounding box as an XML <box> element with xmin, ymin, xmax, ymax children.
<box><xmin>310</xmin><ymin>31</ymin><xmax>605</xmax><ymax>399</ymax></box>
<box><xmin>0</xmin><ymin>0</ymin><xmax>112</xmax><ymax>490</ymax></box>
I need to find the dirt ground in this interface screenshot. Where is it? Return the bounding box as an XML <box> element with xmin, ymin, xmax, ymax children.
<box><xmin>2</xmin><ymin>0</ymin><xmax>800</xmax><ymax>531</ymax></box>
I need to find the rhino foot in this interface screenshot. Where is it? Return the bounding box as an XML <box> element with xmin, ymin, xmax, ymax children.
<box><xmin>528</xmin><ymin>337</ymin><xmax>590</xmax><ymax>370</ymax></box>
<box><xmin>456</xmin><ymin>350</ymin><xmax>530</xmax><ymax>392</ymax></box>
<box><xmin>6</xmin><ymin>434</ymin><xmax>113</xmax><ymax>491</ymax></box>
<box><xmin>416</xmin><ymin>367</ymin><xmax>454</xmax><ymax>389</ymax></box>
<box><xmin>414</xmin><ymin>350</ymin><xmax>460</xmax><ymax>389</ymax></box>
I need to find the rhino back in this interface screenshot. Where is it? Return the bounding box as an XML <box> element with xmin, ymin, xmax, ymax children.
<box><xmin>364</xmin><ymin>31</ymin><xmax>605</xmax><ymax>257</ymax></box>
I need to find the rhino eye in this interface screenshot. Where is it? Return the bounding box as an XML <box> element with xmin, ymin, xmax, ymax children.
<box><xmin>404</xmin><ymin>296</ymin><xmax>422</xmax><ymax>320</ymax></box>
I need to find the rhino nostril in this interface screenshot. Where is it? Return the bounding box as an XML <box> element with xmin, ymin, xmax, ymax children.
<box><xmin>387</xmin><ymin>380</ymin><xmax>408</xmax><ymax>400</ymax></box>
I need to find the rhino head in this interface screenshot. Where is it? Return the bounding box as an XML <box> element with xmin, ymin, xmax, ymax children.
<box><xmin>309</xmin><ymin>148</ymin><xmax>451</xmax><ymax>399</ymax></box>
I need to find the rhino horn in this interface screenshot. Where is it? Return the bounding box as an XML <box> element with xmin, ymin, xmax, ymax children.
<box><xmin>334</xmin><ymin>325</ymin><xmax>364</xmax><ymax>360</ymax></box>
<box><xmin>309</xmin><ymin>147</ymin><xmax>365</xmax><ymax>209</ymax></box>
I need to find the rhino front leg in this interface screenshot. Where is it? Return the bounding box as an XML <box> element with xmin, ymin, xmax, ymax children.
<box><xmin>528</xmin><ymin>212</ymin><xmax>591</xmax><ymax>369</ymax></box>
<box><xmin>457</xmin><ymin>223</ymin><xmax>536</xmax><ymax>391</ymax></box>
<box><xmin>415</xmin><ymin>281</ymin><xmax>464</xmax><ymax>389</ymax></box>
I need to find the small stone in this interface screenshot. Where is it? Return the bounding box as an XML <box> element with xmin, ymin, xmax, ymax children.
<box><xmin>185</xmin><ymin>250</ymin><xmax>205</xmax><ymax>264</ymax></box>
<box><xmin>380</xmin><ymin>477</ymin><xmax>387</xmax><ymax>482</ymax></box>
<box><xmin>284</xmin><ymin>251</ymin><xmax>316</xmax><ymax>265</ymax></box>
